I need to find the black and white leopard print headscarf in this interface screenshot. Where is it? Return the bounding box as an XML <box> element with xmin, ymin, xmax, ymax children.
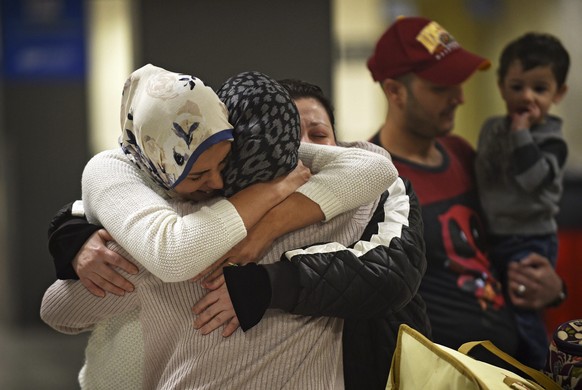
<box><xmin>217</xmin><ymin>71</ymin><xmax>301</xmax><ymax>197</ymax></box>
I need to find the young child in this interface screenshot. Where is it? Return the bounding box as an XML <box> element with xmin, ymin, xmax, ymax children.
<box><xmin>475</xmin><ymin>32</ymin><xmax>570</xmax><ymax>369</ymax></box>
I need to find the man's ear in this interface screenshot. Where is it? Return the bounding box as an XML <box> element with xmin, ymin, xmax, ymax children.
<box><xmin>381</xmin><ymin>79</ymin><xmax>405</xmax><ymax>104</ymax></box>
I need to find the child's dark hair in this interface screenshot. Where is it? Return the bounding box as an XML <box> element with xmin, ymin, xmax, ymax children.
<box><xmin>278</xmin><ymin>78</ymin><xmax>336</xmax><ymax>135</ymax></box>
<box><xmin>498</xmin><ymin>32</ymin><xmax>570</xmax><ymax>87</ymax></box>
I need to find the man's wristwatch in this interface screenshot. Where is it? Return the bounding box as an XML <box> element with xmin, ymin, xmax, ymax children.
<box><xmin>548</xmin><ymin>278</ymin><xmax>568</xmax><ymax>307</ymax></box>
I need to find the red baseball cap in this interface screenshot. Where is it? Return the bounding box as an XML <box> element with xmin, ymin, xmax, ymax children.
<box><xmin>367</xmin><ymin>16</ymin><xmax>490</xmax><ymax>85</ymax></box>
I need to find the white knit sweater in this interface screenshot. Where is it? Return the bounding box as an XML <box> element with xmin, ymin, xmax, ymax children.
<box><xmin>42</xmin><ymin>198</ymin><xmax>378</xmax><ymax>389</ymax></box>
<box><xmin>80</xmin><ymin>143</ymin><xmax>396</xmax><ymax>282</ymax></box>
<box><xmin>42</xmin><ymin>142</ymin><xmax>396</xmax><ymax>389</ymax></box>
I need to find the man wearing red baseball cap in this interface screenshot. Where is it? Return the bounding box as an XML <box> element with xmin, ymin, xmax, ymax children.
<box><xmin>367</xmin><ymin>16</ymin><xmax>490</xmax><ymax>86</ymax></box>
<box><xmin>367</xmin><ymin>16</ymin><xmax>563</xmax><ymax>363</ymax></box>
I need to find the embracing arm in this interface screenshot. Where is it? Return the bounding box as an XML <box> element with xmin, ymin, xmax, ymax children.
<box><xmin>224</xmin><ymin>177</ymin><xmax>427</xmax><ymax>330</ymax></box>
<box><xmin>197</xmin><ymin>141</ymin><xmax>397</xmax><ymax>280</ymax></box>
<box><xmin>82</xmin><ymin>143</ymin><xmax>394</xmax><ymax>283</ymax></box>
<box><xmin>81</xmin><ymin>149</ymin><xmax>308</xmax><ymax>282</ymax></box>
<box><xmin>239</xmin><ymin>142</ymin><xmax>398</xmax><ymax>241</ymax></box>
<box><xmin>282</xmin><ymin>177</ymin><xmax>425</xmax><ymax>316</ymax></box>
<box><xmin>47</xmin><ymin>161</ymin><xmax>309</xmax><ymax>290</ymax></box>
<box><xmin>296</xmin><ymin>142</ymin><xmax>397</xmax><ymax>220</ymax></box>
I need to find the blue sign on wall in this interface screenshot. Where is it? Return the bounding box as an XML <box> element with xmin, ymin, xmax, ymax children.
<box><xmin>1</xmin><ymin>0</ymin><xmax>86</xmax><ymax>80</ymax></box>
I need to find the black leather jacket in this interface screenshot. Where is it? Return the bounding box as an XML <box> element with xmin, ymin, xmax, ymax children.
<box><xmin>224</xmin><ymin>177</ymin><xmax>431</xmax><ymax>390</ymax></box>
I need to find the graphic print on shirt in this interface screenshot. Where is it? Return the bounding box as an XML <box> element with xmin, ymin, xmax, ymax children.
<box><xmin>438</xmin><ymin>204</ymin><xmax>504</xmax><ymax>310</ymax></box>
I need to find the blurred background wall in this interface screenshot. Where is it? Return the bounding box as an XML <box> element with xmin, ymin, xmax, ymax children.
<box><xmin>0</xmin><ymin>0</ymin><xmax>580</xmax><ymax>388</ymax></box>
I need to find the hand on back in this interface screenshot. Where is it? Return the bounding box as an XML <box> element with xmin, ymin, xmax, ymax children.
<box><xmin>73</xmin><ymin>229</ymin><xmax>138</xmax><ymax>297</ymax></box>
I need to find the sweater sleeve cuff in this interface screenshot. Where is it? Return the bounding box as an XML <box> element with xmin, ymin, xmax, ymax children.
<box><xmin>263</xmin><ymin>260</ymin><xmax>301</xmax><ymax>311</ymax></box>
<box><xmin>511</xmin><ymin>128</ymin><xmax>534</xmax><ymax>147</ymax></box>
<box><xmin>296</xmin><ymin>184</ymin><xmax>342</xmax><ymax>222</ymax></box>
<box><xmin>223</xmin><ymin>263</ymin><xmax>271</xmax><ymax>331</ymax></box>
<box><xmin>48</xmin><ymin>221</ymin><xmax>102</xmax><ymax>280</ymax></box>
<box><xmin>210</xmin><ymin>199</ymin><xmax>247</xmax><ymax>244</ymax></box>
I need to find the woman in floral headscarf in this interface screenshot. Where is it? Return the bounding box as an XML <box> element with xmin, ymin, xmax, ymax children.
<box><xmin>42</xmin><ymin>64</ymin><xmax>397</xmax><ymax>389</ymax></box>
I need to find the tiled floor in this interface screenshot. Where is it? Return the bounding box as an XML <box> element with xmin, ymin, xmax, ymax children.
<box><xmin>0</xmin><ymin>325</ymin><xmax>88</xmax><ymax>390</ymax></box>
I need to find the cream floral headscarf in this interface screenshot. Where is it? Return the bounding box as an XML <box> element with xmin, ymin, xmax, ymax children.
<box><xmin>119</xmin><ymin>64</ymin><xmax>233</xmax><ymax>189</ymax></box>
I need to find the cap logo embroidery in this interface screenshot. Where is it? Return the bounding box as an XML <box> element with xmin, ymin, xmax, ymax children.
<box><xmin>416</xmin><ymin>21</ymin><xmax>460</xmax><ymax>60</ymax></box>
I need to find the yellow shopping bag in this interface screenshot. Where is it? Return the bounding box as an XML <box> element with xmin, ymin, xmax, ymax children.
<box><xmin>386</xmin><ymin>324</ymin><xmax>560</xmax><ymax>390</ymax></box>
